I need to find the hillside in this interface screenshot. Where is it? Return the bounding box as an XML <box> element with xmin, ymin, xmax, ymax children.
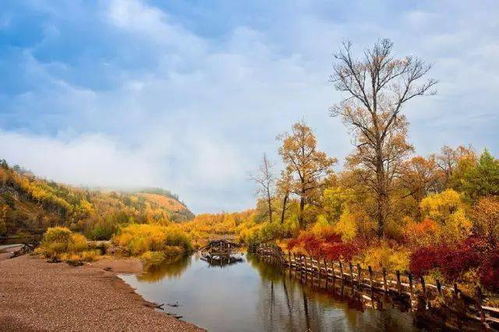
<box><xmin>0</xmin><ymin>160</ymin><xmax>194</xmax><ymax>241</ymax></box>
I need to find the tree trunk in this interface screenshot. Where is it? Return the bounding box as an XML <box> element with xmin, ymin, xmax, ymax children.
<box><xmin>280</xmin><ymin>192</ymin><xmax>288</xmax><ymax>224</ymax></box>
<box><xmin>299</xmin><ymin>196</ymin><xmax>305</xmax><ymax>228</ymax></box>
<box><xmin>267</xmin><ymin>194</ymin><xmax>273</xmax><ymax>224</ymax></box>
<box><xmin>375</xmin><ymin>149</ymin><xmax>387</xmax><ymax>239</ymax></box>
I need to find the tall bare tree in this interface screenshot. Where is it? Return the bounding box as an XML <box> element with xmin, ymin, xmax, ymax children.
<box><xmin>278</xmin><ymin>121</ymin><xmax>336</xmax><ymax>228</ymax></box>
<box><xmin>251</xmin><ymin>154</ymin><xmax>275</xmax><ymax>223</ymax></box>
<box><xmin>330</xmin><ymin>39</ymin><xmax>437</xmax><ymax>238</ymax></box>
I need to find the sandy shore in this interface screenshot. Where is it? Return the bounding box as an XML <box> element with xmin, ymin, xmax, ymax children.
<box><xmin>0</xmin><ymin>249</ymin><xmax>204</xmax><ymax>331</ymax></box>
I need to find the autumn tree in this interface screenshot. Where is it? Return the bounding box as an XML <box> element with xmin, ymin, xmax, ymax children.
<box><xmin>399</xmin><ymin>156</ymin><xmax>441</xmax><ymax>219</ymax></box>
<box><xmin>278</xmin><ymin>121</ymin><xmax>336</xmax><ymax>228</ymax></box>
<box><xmin>472</xmin><ymin>196</ymin><xmax>499</xmax><ymax>247</ymax></box>
<box><xmin>435</xmin><ymin>145</ymin><xmax>476</xmax><ymax>190</ymax></box>
<box><xmin>250</xmin><ymin>154</ymin><xmax>275</xmax><ymax>223</ymax></box>
<box><xmin>330</xmin><ymin>39</ymin><xmax>437</xmax><ymax>238</ymax></box>
<box><xmin>461</xmin><ymin>150</ymin><xmax>499</xmax><ymax>202</ymax></box>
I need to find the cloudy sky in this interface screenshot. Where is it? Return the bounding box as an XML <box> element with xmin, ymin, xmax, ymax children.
<box><xmin>0</xmin><ymin>0</ymin><xmax>498</xmax><ymax>213</ymax></box>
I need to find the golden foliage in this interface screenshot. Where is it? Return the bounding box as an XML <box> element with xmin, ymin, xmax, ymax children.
<box><xmin>112</xmin><ymin>224</ymin><xmax>192</xmax><ymax>256</ymax></box>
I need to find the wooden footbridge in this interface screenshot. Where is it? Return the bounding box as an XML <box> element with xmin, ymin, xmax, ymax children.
<box><xmin>199</xmin><ymin>239</ymin><xmax>243</xmax><ymax>266</ymax></box>
<box><xmin>254</xmin><ymin>243</ymin><xmax>499</xmax><ymax>331</ymax></box>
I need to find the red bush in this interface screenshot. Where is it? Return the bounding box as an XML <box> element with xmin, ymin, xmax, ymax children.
<box><xmin>322</xmin><ymin>242</ymin><xmax>358</xmax><ymax>261</ymax></box>
<box><xmin>409</xmin><ymin>246</ymin><xmax>443</xmax><ymax>277</ymax></box>
<box><xmin>287</xmin><ymin>231</ymin><xmax>357</xmax><ymax>261</ymax></box>
<box><xmin>479</xmin><ymin>250</ymin><xmax>499</xmax><ymax>292</ymax></box>
<box><xmin>410</xmin><ymin>237</ymin><xmax>483</xmax><ymax>281</ymax></box>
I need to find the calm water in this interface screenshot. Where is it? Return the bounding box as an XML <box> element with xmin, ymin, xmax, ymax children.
<box><xmin>120</xmin><ymin>253</ymin><xmax>423</xmax><ymax>332</ymax></box>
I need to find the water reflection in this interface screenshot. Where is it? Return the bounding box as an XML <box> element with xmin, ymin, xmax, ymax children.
<box><xmin>200</xmin><ymin>252</ymin><xmax>244</xmax><ymax>267</ymax></box>
<box><xmin>120</xmin><ymin>254</ymin><xmax>422</xmax><ymax>332</ymax></box>
<box><xmin>137</xmin><ymin>256</ymin><xmax>191</xmax><ymax>282</ymax></box>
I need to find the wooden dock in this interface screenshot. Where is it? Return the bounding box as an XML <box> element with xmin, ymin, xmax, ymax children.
<box><xmin>254</xmin><ymin>243</ymin><xmax>499</xmax><ymax>331</ymax></box>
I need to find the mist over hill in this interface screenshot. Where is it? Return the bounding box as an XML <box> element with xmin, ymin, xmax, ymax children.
<box><xmin>0</xmin><ymin>159</ymin><xmax>194</xmax><ymax>241</ymax></box>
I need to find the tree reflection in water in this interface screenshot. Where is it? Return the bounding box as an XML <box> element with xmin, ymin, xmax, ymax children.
<box><xmin>121</xmin><ymin>253</ymin><xmax>421</xmax><ymax>331</ymax></box>
<box><xmin>138</xmin><ymin>255</ymin><xmax>192</xmax><ymax>282</ymax></box>
<box><xmin>247</xmin><ymin>253</ymin><xmax>419</xmax><ymax>331</ymax></box>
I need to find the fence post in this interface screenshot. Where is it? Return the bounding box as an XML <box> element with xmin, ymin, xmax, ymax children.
<box><xmin>436</xmin><ymin>279</ymin><xmax>443</xmax><ymax>294</ymax></box>
<box><xmin>331</xmin><ymin>261</ymin><xmax>335</xmax><ymax>279</ymax></box>
<box><xmin>420</xmin><ymin>276</ymin><xmax>428</xmax><ymax>308</ymax></box>
<box><xmin>339</xmin><ymin>261</ymin><xmax>344</xmax><ymax>280</ymax></box>
<box><xmin>453</xmin><ymin>283</ymin><xmax>459</xmax><ymax>298</ymax></box>
<box><xmin>396</xmin><ymin>270</ymin><xmax>402</xmax><ymax>294</ymax></box>
<box><xmin>349</xmin><ymin>263</ymin><xmax>354</xmax><ymax>284</ymax></box>
<box><xmin>408</xmin><ymin>273</ymin><xmax>414</xmax><ymax>300</ymax></box>
<box><xmin>368</xmin><ymin>266</ymin><xmax>374</xmax><ymax>291</ymax></box>
<box><xmin>475</xmin><ymin>285</ymin><xmax>485</xmax><ymax>325</ymax></box>
<box><xmin>357</xmin><ymin>263</ymin><xmax>362</xmax><ymax>285</ymax></box>
<box><xmin>382</xmin><ymin>268</ymin><xmax>388</xmax><ymax>293</ymax></box>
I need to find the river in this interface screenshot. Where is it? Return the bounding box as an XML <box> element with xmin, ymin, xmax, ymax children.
<box><xmin>120</xmin><ymin>252</ymin><xmax>424</xmax><ymax>332</ymax></box>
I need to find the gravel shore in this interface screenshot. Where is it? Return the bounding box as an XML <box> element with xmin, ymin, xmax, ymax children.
<box><xmin>0</xmin><ymin>251</ymin><xmax>204</xmax><ymax>332</ymax></box>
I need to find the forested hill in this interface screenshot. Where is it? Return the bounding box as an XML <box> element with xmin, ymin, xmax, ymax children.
<box><xmin>0</xmin><ymin>160</ymin><xmax>194</xmax><ymax>241</ymax></box>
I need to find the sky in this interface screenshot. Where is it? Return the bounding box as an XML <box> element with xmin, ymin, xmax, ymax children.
<box><xmin>0</xmin><ymin>0</ymin><xmax>498</xmax><ymax>213</ymax></box>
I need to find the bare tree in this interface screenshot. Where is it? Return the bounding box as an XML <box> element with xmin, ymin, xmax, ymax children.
<box><xmin>250</xmin><ymin>154</ymin><xmax>275</xmax><ymax>223</ymax></box>
<box><xmin>330</xmin><ymin>39</ymin><xmax>437</xmax><ymax>238</ymax></box>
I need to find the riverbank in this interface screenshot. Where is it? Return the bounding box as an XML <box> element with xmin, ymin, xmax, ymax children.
<box><xmin>0</xmin><ymin>249</ymin><xmax>204</xmax><ymax>331</ymax></box>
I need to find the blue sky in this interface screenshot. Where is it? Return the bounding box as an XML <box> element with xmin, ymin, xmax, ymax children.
<box><xmin>0</xmin><ymin>0</ymin><xmax>498</xmax><ymax>213</ymax></box>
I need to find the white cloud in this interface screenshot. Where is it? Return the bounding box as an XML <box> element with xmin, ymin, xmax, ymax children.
<box><xmin>1</xmin><ymin>0</ymin><xmax>498</xmax><ymax>213</ymax></box>
<box><xmin>0</xmin><ymin>131</ymin><xmax>156</xmax><ymax>188</ymax></box>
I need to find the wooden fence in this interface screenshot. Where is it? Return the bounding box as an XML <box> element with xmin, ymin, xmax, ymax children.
<box><xmin>254</xmin><ymin>243</ymin><xmax>499</xmax><ymax>330</ymax></box>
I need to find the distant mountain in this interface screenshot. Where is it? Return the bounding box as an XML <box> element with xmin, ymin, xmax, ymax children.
<box><xmin>0</xmin><ymin>160</ymin><xmax>194</xmax><ymax>240</ymax></box>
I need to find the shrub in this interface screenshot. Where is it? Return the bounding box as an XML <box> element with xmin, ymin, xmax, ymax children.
<box><xmin>80</xmin><ymin>250</ymin><xmax>100</xmax><ymax>262</ymax></box>
<box><xmin>38</xmin><ymin>227</ymin><xmax>87</xmax><ymax>258</ymax></box>
<box><xmin>360</xmin><ymin>245</ymin><xmax>410</xmax><ymax>271</ymax></box>
<box><xmin>287</xmin><ymin>230</ymin><xmax>358</xmax><ymax>261</ymax></box>
<box><xmin>409</xmin><ymin>246</ymin><xmax>442</xmax><ymax>277</ymax></box>
<box><xmin>88</xmin><ymin>222</ymin><xmax>117</xmax><ymax>240</ymax></box>
<box><xmin>112</xmin><ymin>224</ymin><xmax>192</xmax><ymax>256</ymax></box>
<box><xmin>409</xmin><ymin>238</ymin><xmax>483</xmax><ymax>281</ymax></box>
<box><xmin>405</xmin><ymin>218</ymin><xmax>441</xmax><ymax>247</ymax></box>
<box><xmin>480</xmin><ymin>250</ymin><xmax>499</xmax><ymax>292</ymax></box>
<box><xmin>37</xmin><ymin>227</ymin><xmax>98</xmax><ymax>262</ymax></box>
<box><xmin>322</xmin><ymin>242</ymin><xmax>358</xmax><ymax>261</ymax></box>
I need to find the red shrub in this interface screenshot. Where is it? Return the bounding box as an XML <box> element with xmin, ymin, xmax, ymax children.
<box><xmin>286</xmin><ymin>231</ymin><xmax>356</xmax><ymax>260</ymax></box>
<box><xmin>410</xmin><ymin>237</ymin><xmax>483</xmax><ymax>281</ymax></box>
<box><xmin>480</xmin><ymin>250</ymin><xmax>499</xmax><ymax>292</ymax></box>
<box><xmin>439</xmin><ymin>245</ymin><xmax>480</xmax><ymax>280</ymax></box>
<box><xmin>323</xmin><ymin>232</ymin><xmax>342</xmax><ymax>243</ymax></box>
<box><xmin>322</xmin><ymin>242</ymin><xmax>358</xmax><ymax>261</ymax></box>
<box><xmin>409</xmin><ymin>246</ymin><xmax>443</xmax><ymax>277</ymax></box>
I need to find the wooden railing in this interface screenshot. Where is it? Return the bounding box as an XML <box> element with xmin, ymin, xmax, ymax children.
<box><xmin>254</xmin><ymin>243</ymin><xmax>499</xmax><ymax>330</ymax></box>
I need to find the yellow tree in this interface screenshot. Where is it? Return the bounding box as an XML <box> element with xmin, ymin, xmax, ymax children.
<box><xmin>399</xmin><ymin>156</ymin><xmax>441</xmax><ymax>219</ymax></box>
<box><xmin>330</xmin><ymin>39</ymin><xmax>437</xmax><ymax>238</ymax></box>
<box><xmin>472</xmin><ymin>196</ymin><xmax>499</xmax><ymax>246</ymax></box>
<box><xmin>278</xmin><ymin>121</ymin><xmax>336</xmax><ymax>228</ymax></box>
